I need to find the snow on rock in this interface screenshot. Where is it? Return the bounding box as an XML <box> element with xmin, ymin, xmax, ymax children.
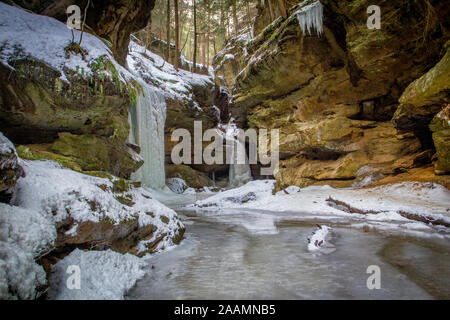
<box><xmin>275</xmin><ymin>185</ymin><xmax>301</xmax><ymax>195</ymax></box>
<box><xmin>11</xmin><ymin>160</ymin><xmax>184</xmax><ymax>253</ymax></box>
<box><xmin>0</xmin><ymin>132</ymin><xmax>16</xmax><ymax>162</ymax></box>
<box><xmin>166</xmin><ymin>177</ymin><xmax>188</xmax><ymax>194</ymax></box>
<box><xmin>183</xmin><ymin>187</ymin><xmax>197</xmax><ymax>195</ymax></box>
<box><xmin>0</xmin><ymin>2</ymin><xmax>132</xmax><ymax>83</ymax></box>
<box><xmin>48</xmin><ymin>249</ymin><xmax>146</xmax><ymax>300</ymax></box>
<box><xmin>0</xmin><ymin>203</ymin><xmax>56</xmax><ymax>299</ymax></box>
<box><xmin>127</xmin><ymin>40</ymin><xmax>214</xmax><ymax>100</ymax></box>
<box><xmin>194</xmin><ymin>180</ymin><xmax>276</xmax><ymax>208</ymax></box>
<box><xmin>307</xmin><ymin>225</ymin><xmax>335</xmax><ymax>253</ymax></box>
<box><xmin>0</xmin><ymin>132</ymin><xmax>24</xmax><ymax>192</ymax></box>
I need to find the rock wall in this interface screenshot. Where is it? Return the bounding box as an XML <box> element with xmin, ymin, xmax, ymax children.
<box><xmin>229</xmin><ymin>0</ymin><xmax>449</xmax><ymax>189</ymax></box>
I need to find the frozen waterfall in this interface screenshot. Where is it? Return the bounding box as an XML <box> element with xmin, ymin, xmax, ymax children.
<box><xmin>222</xmin><ymin>121</ymin><xmax>252</xmax><ymax>187</ymax></box>
<box><xmin>228</xmin><ymin>138</ymin><xmax>252</xmax><ymax>187</ymax></box>
<box><xmin>294</xmin><ymin>0</ymin><xmax>324</xmax><ymax>36</ymax></box>
<box><xmin>128</xmin><ymin>82</ymin><xmax>166</xmax><ymax>189</ymax></box>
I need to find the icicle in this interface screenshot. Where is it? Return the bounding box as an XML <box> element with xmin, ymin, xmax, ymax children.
<box><xmin>128</xmin><ymin>81</ymin><xmax>167</xmax><ymax>189</ymax></box>
<box><xmin>294</xmin><ymin>0</ymin><xmax>324</xmax><ymax>36</ymax></box>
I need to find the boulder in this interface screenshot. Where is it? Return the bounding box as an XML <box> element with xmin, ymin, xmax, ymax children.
<box><xmin>165</xmin><ymin>164</ymin><xmax>213</xmax><ymax>188</ymax></box>
<box><xmin>0</xmin><ymin>132</ymin><xmax>24</xmax><ymax>193</ymax></box>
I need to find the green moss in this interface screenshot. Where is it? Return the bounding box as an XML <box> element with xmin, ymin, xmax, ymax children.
<box><xmin>50</xmin><ymin>133</ymin><xmax>110</xmax><ymax>172</ymax></box>
<box><xmin>100</xmin><ymin>216</ymin><xmax>116</xmax><ymax>225</ymax></box>
<box><xmin>112</xmin><ymin>178</ymin><xmax>131</xmax><ymax>193</ymax></box>
<box><xmin>115</xmin><ymin>194</ymin><xmax>135</xmax><ymax>207</ymax></box>
<box><xmin>64</xmin><ymin>42</ymin><xmax>87</xmax><ymax>60</ymax></box>
<box><xmin>16</xmin><ymin>145</ymin><xmax>83</xmax><ymax>172</ymax></box>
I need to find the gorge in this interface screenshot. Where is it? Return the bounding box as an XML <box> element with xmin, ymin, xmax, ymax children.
<box><xmin>0</xmin><ymin>0</ymin><xmax>449</xmax><ymax>300</ymax></box>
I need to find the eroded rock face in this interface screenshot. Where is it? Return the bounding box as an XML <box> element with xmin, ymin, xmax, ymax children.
<box><xmin>231</xmin><ymin>0</ymin><xmax>449</xmax><ymax>189</ymax></box>
<box><xmin>393</xmin><ymin>41</ymin><xmax>450</xmax><ymax>148</ymax></box>
<box><xmin>430</xmin><ymin>105</ymin><xmax>450</xmax><ymax>174</ymax></box>
<box><xmin>212</xmin><ymin>35</ymin><xmax>250</xmax><ymax>91</ymax></box>
<box><xmin>0</xmin><ymin>59</ymin><xmax>142</xmax><ymax>178</ymax></box>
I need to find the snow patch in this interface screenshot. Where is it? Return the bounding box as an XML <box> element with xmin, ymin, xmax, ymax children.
<box><xmin>307</xmin><ymin>225</ymin><xmax>335</xmax><ymax>253</ymax></box>
<box><xmin>0</xmin><ymin>203</ymin><xmax>56</xmax><ymax>299</ymax></box>
<box><xmin>48</xmin><ymin>249</ymin><xmax>146</xmax><ymax>300</ymax></box>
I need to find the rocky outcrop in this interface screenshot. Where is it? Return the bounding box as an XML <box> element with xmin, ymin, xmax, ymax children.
<box><xmin>230</xmin><ymin>0</ymin><xmax>449</xmax><ymax>189</ymax></box>
<box><xmin>165</xmin><ymin>164</ymin><xmax>213</xmax><ymax>188</ymax></box>
<box><xmin>0</xmin><ymin>3</ymin><xmax>144</xmax><ymax>179</ymax></box>
<box><xmin>393</xmin><ymin>41</ymin><xmax>450</xmax><ymax>149</ymax></box>
<box><xmin>430</xmin><ymin>105</ymin><xmax>450</xmax><ymax>174</ymax></box>
<box><xmin>11</xmin><ymin>159</ymin><xmax>185</xmax><ymax>274</ymax></box>
<box><xmin>212</xmin><ymin>34</ymin><xmax>250</xmax><ymax>91</ymax></box>
<box><xmin>9</xmin><ymin>0</ymin><xmax>155</xmax><ymax>66</ymax></box>
<box><xmin>0</xmin><ymin>57</ymin><xmax>142</xmax><ymax>178</ymax></box>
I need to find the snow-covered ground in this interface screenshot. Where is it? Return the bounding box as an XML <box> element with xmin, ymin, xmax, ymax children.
<box><xmin>48</xmin><ymin>249</ymin><xmax>146</xmax><ymax>300</ymax></box>
<box><xmin>1</xmin><ymin>148</ymin><xmax>184</xmax><ymax>299</ymax></box>
<box><xmin>190</xmin><ymin>180</ymin><xmax>450</xmax><ymax>237</ymax></box>
<box><xmin>1</xmin><ymin>158</ymin><xmax>184</xmax><ymax>299</ymax></box>
<box><xmin>0</xmin><ymin>203</ymin><xmax>56</xmax><ymax>299</ymax></box>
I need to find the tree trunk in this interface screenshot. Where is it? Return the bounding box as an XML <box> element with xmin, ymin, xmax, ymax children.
<box><xmin>245</xmin><ymin>0</ymin><xmax>252</xmax><ymax>36</ymax></box>
<box><xmin>193</xmin><ymin>0</ymin><xmax>197</xmax><ymax>73</ymax></box>
<box><xmin>232</xmin><ymin>0</ymin><xmax>239</xmax><ymax>37</ymax></box>
<box><xmin>267</xmin><ymin>0</ymin><xmax>275</xmax><ymax>21</ymax></box>
<box><xmin>277</xmin><ymin>0</ymin><xmax>287</xmax><ymax>19</ymax></box>
<box><xmin>174</xmin><ymin>0</ymin><xmax>179</xmax><ymax>71</ymax></box>
<box><xmin>166</xmin><ymin>0</ymin><xmax>171</xmax><ymax>63</ymax></box>
<box><xmin>206</xmin><ymin>8</ymin><xmax>210</xmax><ymax>68</ymax></box>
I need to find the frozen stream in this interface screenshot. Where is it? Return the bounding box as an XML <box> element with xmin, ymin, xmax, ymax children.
<box><xmin>126</xmin><ymin>198</ymin><xmax>450</xmax><ymax>299</ymax></box>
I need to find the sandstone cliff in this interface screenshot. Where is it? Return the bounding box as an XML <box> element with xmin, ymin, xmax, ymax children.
<box><xmin>216</xmin><ymin>0</ymin><xmax>449</xmax><ymax>189</ymax></box>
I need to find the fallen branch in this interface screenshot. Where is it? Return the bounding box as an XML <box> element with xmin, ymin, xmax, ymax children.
<box><xmin>397</xmin><ymin>211</ymin><xmax>450</xmax><ymax>228</ymax></box>
<box><xmin>326</xmin><ymin>197</ymin><xmax>449</xmax><ymax>228</ymax></box>
<box><xmin>326</xmin><ymin>196</ymin><xmax>381</xmax><ymax>214</ymax></box>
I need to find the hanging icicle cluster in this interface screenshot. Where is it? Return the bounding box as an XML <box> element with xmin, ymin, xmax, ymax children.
<box><xmin>294</xmin><ymin>0</ymin><xmax>324</xmax><ymax>36</ymax></box>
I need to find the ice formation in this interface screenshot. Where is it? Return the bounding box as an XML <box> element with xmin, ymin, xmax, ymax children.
<box><xmin>294</xmin><ymin>0</ymin><xmax>324</xmax><ymax>36</ymax></box>
<box><xmin>129</xmin><ymin>81</ymin><xmax>167</xmax><ymax>189</ymax></box>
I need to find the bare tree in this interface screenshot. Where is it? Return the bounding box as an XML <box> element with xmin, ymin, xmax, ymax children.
<box><xmin>277</xmin><ymin>0</ymin><xmax>287</xmax><ymax>19</ymax></box>
<box><xmin>174</xmin><ymin>0</ymin><xmax>180</xmax><ymax>71</ymax></box>
<box><xmin>193</xmin><ymin>0</ymin><xmax>197</xmax><ymax>72</ymax></box>
<box><xmin>166</xmin><ymin>0</ymin><xmax>171</xmax><ymax>62</ymax></box>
